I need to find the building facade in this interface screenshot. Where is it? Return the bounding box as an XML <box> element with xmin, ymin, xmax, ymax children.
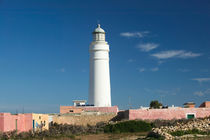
<box><xmin>0</xmin><ymin>113</ymin><xmax>49</xmax><ymax>133</ymax></box>
<box><xmin>32</xmin><ymin>113</ymin><xmax>49</xmax><ymax>131</ymax></box>
<box><xmin>127</xmin><ymin>108</ymin><xmax>210</xmax><ymax>120</ymax></box>
<box><xmin>0</xmin><ymin>113</ymin><xmax>32</xmax><ymax>132</ymax></box>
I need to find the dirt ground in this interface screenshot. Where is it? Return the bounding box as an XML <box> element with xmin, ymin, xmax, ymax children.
<box><xmin>34</xmin><ymin>133</ymin><xmax>210</xmax><ymax>140</ymax></box>
<box><xmin>39</xmin><ymin>132</ymin><xmax>147</xmax><ymax>140</ymax></box>
<box><xmin>75</xmin><ymin>132</ymin><xmax>147</xmax><ymax>140</ymax></box>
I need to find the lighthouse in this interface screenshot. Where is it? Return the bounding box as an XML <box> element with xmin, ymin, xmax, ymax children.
<box><xmin>88</xmin><ymin>24</ymin><xmax>111</xmax><ymax>107</ymax></box>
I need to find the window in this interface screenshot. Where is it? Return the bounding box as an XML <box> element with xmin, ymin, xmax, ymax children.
<box><xmin>69</xmin><ymin>110</ymin><xmax>74</xmax><ymax>112</ymax></box>
<box><xmin>39</xmin><ymin>116</ymin><xmax>41</xmax><ymax>119</ymax></box>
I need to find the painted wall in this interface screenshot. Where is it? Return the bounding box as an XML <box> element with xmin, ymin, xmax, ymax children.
<box><xmin>60</xmin><ymin>106</ymin><xmax>84</xmax><ymax>114</ymax></box>
<box><xmin>0</xmin><ymin>113</ymin><xmax>49</xmax><ymax>133</ymax></box>
<box><xmin>129</xmin><ymin>108</ymin><xmax>210</xmax><ymax>120</ymax></box>
<box><xmin>0</xmin><ymin>113</ymin><xmax>32</xmax><ymax>132</ymax></box>
<box><xmin>0</xmin><ymin>113</ymin><xmax>5</xmax><ymax>131</ymax></box>
<box><xmin>32</xmin><ymin>114</ymin><xmax>49</xmax><ymax>131</ymax></box>
<box><xmin>89</xmin><ymin>25</ymin><xmax>111</xmax><ymax>107</ymax></box>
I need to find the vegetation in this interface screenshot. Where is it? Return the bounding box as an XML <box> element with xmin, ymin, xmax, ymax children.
<box><xmin>152</xmin><ymin>118</ymin><xmax>190</xmax><ymax>128</ymax></box>
<box><xmin>0</xmin><ymin>120</ymin><xmax>152</xmax><ymax>139</ymax></box>
<box><xmin>104</xmin><ymin>120</ymin><xmax>152</xmax><ymax>133</ymax></box>
<box><xmin>1</xmin><ymin>118</ymin><xmax>209</xmax><ymax>139</ymax></box>
<box><xmin>146</xmin><ymin>131</ymin><xmax>164</xmax><ymax>140</ymax></box>
<box><xmin>0</xmin><ymin>122</ymin><xmax>106</xmax><ymax>140</ymax></box>
<box><xmin>150</xmin><ymin>100</ymin><xmax>163</xmax><ymax>109</ymax></box>
<box><xmin>170</xmin><ymin>129</ymin><xmax>210</xmax><ymax>136</ymax></box>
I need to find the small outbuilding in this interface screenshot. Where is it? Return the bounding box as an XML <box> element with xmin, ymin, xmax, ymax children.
<box><xmin>199</xmin><ymin>101</ymin><xmax>210</xmax><ymax>108</ymax></box>
<box><xmin>183</xmin><ymin>102</ymin><xmax>196</xmax><ymax>108</ymax></box>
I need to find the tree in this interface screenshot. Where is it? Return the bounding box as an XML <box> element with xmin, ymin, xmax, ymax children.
<box><xmin>150</xmin><ymin>100</ymin><xmax>162</xmax><ymax>109</ymax></box>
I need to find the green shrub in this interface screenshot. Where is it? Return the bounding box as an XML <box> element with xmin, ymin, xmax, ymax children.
<box><xmin>152</xmin><ymin>118</ymin><xmax>190</xmax><ymax>128</ymax></box>
<box><xmin>170</xmin><ymin>129</ymin><xmax>209</xmax><ymax>136</ymax></box>
<box><xmin>146</xmin><ymin>131</ymin><xmax>164</xmax><ymax>139</ymax></box>
<box><xmin>104</xmin><ymin>120</ymin><xmax>152</xmax><ymax>133</ymax></box>
<box><xmin>0</xmin><ymin>122</ymin><xmax>106</xmax><ymax>140</ymax></box>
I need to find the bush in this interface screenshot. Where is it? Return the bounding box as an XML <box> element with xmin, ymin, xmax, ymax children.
<box><xmin>0</xmin><ymin>122</ymin><xmax>106</xmax><ymax>140</ymax></box>
<box><xmin>150</xmin><ymin>100</ymin><xmax>162</xmax><ymax>109</ymax></box>
<box><xmin>170</xmin><ymin>129</ymin><xmax>209</xmax><ymax>136</ymax></box>
<box><xmin>104</xmin><ymin>120</ymin><xmax>152</xmax><ymax>133</ymax></box>
<box><xmin>144</xmin><ymin>131</ymin><xmax>164</xmax><ymax>140</ymax></box>
<box><xmin>152</xmin><ymin>118</ymin><xmax>191</xmax><ymax>128</ymax></box>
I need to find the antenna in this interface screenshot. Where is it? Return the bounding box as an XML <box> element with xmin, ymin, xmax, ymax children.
<box><xmin>128</xmin><ymin>96</ymin><xmax>132</xmax><ymax>109</ymax></box>
<box><xmin>22</xmin><ymin>106</ymin><xmax>24</xmax><ymax>114</ymax></box>
<box><xmin>97</xmin><ymin>20</ymin><xmax>100</xmax><ymax>25</ymax></box>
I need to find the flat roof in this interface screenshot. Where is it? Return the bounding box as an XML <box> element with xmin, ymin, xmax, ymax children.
<box><xmin>183</xmin><ymin>102</ymin><xmax>195</xmax><ymax>105</ymax></box>
<box><xmin>72</xmin><ymin>100</ymin><xmax>86</xmax><ymax>103</ymax></box>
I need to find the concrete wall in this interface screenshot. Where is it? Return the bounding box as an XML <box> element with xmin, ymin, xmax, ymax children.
<box><xmin>0</xmin><ymin>113</ymin><xmax>49</xmax><ymax>133</ymax></box>
<box><xmin>0</xmin><ymin>113</ymin><xmax>32</xmax><ymax>132</ymax></box>
<box><xmin>52</xmin><ymin>112</ymin><xmax>116</xmax><ymax>126</ymax></box>
<box><xmin>32</xmin><ymin>114</ymin><xmax>49</xmax><ymax>131</ymax></box>
<box><xmin>128</xmin><ymin>108</ymin><xmax>210</xmax><ymax>120</ymax></box>
<box><xmin>60</xmin><ymin>106</ymin><xmax>84</xmax><ymax>114</ymax></box>
<box><xmin>0</xmin><ymin>113</ymin><xmax>4</xmax><ymax>131</ymax></box>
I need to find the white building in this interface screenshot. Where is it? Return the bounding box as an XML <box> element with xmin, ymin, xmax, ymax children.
<box><xmin>72</xmin><ymin>100</ymin><xmax>86</xmax><ymax>106</ymax></box>
<box><xmin>88</xmin><ymin>24</ymin><xmax>111</xmax><ymax>107</ymax></box>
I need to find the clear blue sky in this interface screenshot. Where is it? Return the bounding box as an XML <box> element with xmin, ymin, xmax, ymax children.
<box><xmin>0</xmin><ymin>0</ymin><xmax>210</xmax><ymax>113</ymax></box>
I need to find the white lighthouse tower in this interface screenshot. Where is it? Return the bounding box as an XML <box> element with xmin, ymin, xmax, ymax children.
<box><xmin>88</xmin><ymin>24</ymin><xmax>111</xmax><ymax>107</ymax></box>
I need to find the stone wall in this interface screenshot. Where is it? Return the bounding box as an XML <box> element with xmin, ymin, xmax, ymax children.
<box><xmin>129</xmin><ymin>108</ymin><xmax>210</xmax><ymax>120</ymax></box>
<box><xmin>83</xmin><ymin>106</ymin><xmax>118</xmax><ymax>114</ymax></box>
<box><xmin>52</xmin><ymin>112</ymin><xmax>117</xmax><ymax>126</ymax></box>
<box><xmin>60</xmin><ymin>106</ymin><xmax>118</xmax><ymax>114</ymax></box>
<box><xmin>152</xmin><ymin>117</ymin><xmax>210</xmax><ymax>139</ymax></box>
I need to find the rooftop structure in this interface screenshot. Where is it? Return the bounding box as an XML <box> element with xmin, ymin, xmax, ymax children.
<box><xmin>72</xmin><ymin>100</ymin><xmax>87</xmax><ymax>106</ymax></box>
<box><xmin>183</xmin><ymin>102</ymin><xmax>196</xmax><ymax>108</ymax></box>
<box><xmin>199</xmin><ymin>101</ymin><xmax>210</xmax><ymax>108</ymax></box>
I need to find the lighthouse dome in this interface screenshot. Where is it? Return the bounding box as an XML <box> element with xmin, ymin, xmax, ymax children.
<box><xmin>93</xmin><ymin>24</ymin><xmax>105</xmax><ymax>34</ymax></box>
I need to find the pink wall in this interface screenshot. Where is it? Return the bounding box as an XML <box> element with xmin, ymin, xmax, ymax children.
<box><xmin>0</xmin><ymin>113</ymin><xmax>32</xmax><ymax>133</ymax></box>
<box><xmin>0</xmin><ymin>113</ymin><xmax>5</xmax><ymax>131</ymax></box>
<box><xmin>129</xmin><ymin>108</ymin><xmax>210</xmax><ymax>120</ymax></box>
